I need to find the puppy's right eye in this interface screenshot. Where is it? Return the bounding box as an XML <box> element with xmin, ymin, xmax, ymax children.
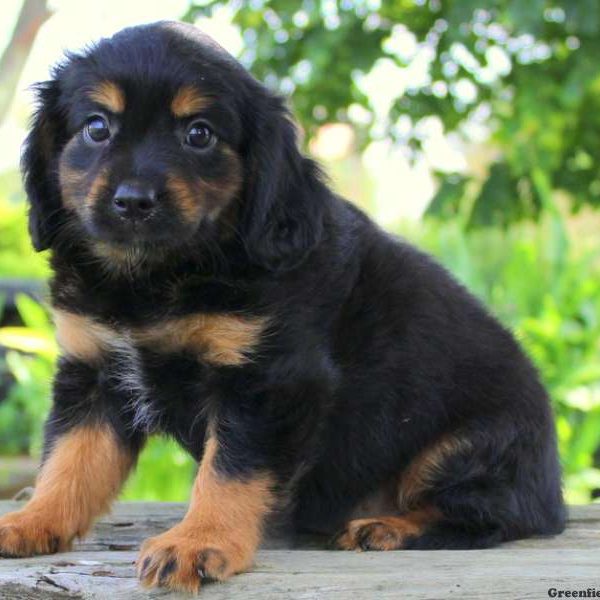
<box><xmin>84</xmin><ymin>116</ymin><xmax>111</xmax><ymax>143</ymax></box>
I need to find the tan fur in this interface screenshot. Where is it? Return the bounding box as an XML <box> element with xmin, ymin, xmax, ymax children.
<box><xmin>336</xmin><ymin>506</ymin><xmax>441</xmax><ymax>551</ymax></box>
<box><xmin>198</xmin><ymin>152</ymin><xmax>244</xmax><ymax>218</ymax></box>
<box><xmin>85</xmin><ymin>169</ymin><xmax>109</xmax><ymax>209</ymax></box>
<box><xmin>58</xmin><ymin>162</ymin><xmax>108</xmax><ymax>213</ymax></box>
<box><xmin>166</xmin><ymin>156</ymin><xmax>242</xmax><ymax>224</ymax></box>
<box><xmin>58</xmin><ymin>158</ymin><xmax>86</xmax><ymax>210</ymax></box>
<box><xmin>398</xmin><ymin>435</ymin><xmax>471</xmax><ymax>510</ymax></box>
<box><xmin>91</xmin><ymin>243</ymin><xmax>165</xmax><ymax>277</ymax></box>
<box><xmin>53</xmin><ymin>309</ymin><xmax>266</xmax><ymax>367</ymax></box>
<box><xmin>58</xmin><ymin>132</ymin><xmax>102</xmax><ymax>212</ymax></box>
<box><xmin>171</xmin><ymin>85</ymin><xmax>211</xmax><ymax>117</ymax></box>
<box><xmin>138</xmin><ymin>313</ymin><xmax>267</xmax><ymax>366</ymax></box>
<box><xmin>165</xmin><ymin>175</ymin><xmax>203</xmax><ymax>224</ymax></box>
<box><xmin>0</xmin><ymin>425</ymin><xmax>133</xmax><ymax>557</ymax></box>
<box><xmin>137</xmin><ymin>436</ymin><xmax>274</xmax><ymax>592</ymax></box>
<box><xmin>53</xmin><ymin>309</ymin><xmax>114</xmax><ymax>362</ymax></box>
<box><xmin>88</xmin><ymin>81</ymin><xmax>126</xmax><ymax>113</ymax></box>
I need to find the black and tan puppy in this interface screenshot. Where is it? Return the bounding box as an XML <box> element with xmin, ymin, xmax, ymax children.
<box><xmin>0</xmin><ymin>21</ymin><xmax>564</xmax><ymax>592</ymax></box>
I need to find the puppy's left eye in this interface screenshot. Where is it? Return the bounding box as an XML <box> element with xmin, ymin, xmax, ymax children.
<box><xmin>84</xmin><ymin>116</ymin><xmax>111</xmax><ymax>143</ymax></box>
<box><xmin>185</xmin><ymin>122</ymin><xmax>215</xmax><ymax>149</ymax></box>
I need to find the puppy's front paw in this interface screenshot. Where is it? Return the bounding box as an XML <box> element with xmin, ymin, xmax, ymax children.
<box><xmin>0</xmin><ymin>510</ymin><xmax>68</xmax><ymax>557</ymax></box>
<box><xmin>137</xmin><ymin>525</ymin><xmax>253</xmax><ymax>593</ymax></box>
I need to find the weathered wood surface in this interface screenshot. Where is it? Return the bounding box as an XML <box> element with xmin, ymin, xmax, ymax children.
<box><xmin>0</xmin><ymin>502</ymin><xmax>598</xmax><ymax>599</ymax></box>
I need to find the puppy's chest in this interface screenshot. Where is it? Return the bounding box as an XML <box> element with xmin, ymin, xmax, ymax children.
<box><xmin>53</xmin><ymin>308</ymin><xmax>265</xmax><ymax>365</ymax></box>
<box><xmin>52</xmin><ymin>308</ymin><xmax>266</xmax><ymax>432</ymax></box>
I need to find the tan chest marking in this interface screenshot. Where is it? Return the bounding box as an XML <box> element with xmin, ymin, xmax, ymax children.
<box><xmin>138</xmin><ymin>313</ymin><xmax>267</xmax><ymax>366</ymax></box>
<box><xmin>53</xmin><ymin>309</ymin><xmax>122</xmax><ymax>362</ymax></box>
<box><xmin>53</xmin><ymin>309</ymin><xmax>266</xmax><ymax>366</ymax></box>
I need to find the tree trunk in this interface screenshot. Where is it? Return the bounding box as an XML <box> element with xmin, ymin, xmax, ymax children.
<box><xmin>0</xmin><ymin>0</ymin><xmax>52</xmax><ymax>125</ymax></box>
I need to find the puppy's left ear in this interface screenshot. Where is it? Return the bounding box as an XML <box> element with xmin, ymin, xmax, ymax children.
<box><xmin>21</xmin><ymin>80</ymin><xmax>66</xmax><ymax>252</ymax></box>
<box><xmin>240</xmin><ymin>95</ymin><xmax>326</xmax><ymax>272</ymax></box>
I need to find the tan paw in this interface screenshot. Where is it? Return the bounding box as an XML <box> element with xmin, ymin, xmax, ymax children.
<box><xmin>334</xmin><ymin>516</ymin><xmax>421</xmax><ymax>551</ymax></box>
<box><xmin>0</xmin><ymin>510</ymin><xmax>69</xmax><ymax>557</ymax></box>
<box><xmin>137</xmin><ymin>525</ymin><xmax>253</xmax><ymax>593</ymax></box>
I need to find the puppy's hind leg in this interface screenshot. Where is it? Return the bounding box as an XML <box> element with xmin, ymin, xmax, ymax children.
<box><xmin>335</xmin><ymin>429</ymin><xmax>565</xmax><ymax>551</ymax></box>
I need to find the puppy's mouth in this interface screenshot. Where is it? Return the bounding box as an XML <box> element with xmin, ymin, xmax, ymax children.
<box><xmin>83</xmin><ymin>193</ymin><xmax>202</xmax><ymax>249</ymax></box>
<box><xmin>83</xmin><ymin>215</ymin><xmax>189</xmax><ymax>271</ymax></box>
<box><xmin>89</xmin><ymin>214</ymin><xmax>171</xmax><ymax>245</ymax></box>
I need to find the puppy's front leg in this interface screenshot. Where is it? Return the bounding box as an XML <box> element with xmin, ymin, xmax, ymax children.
<box><xmin>0</xmin><ymin>358</ymin><xmax>141</xmax><ymax>557</ymax></box>
<box><xmin>137</xmin><ymin>435</ymin><xmax>275</xmax><ymax>593</ymax></box>
<box><xmin>0</xmin><ymin>423</ymin><xmax>135</xmax><ymax>556</ymax></box>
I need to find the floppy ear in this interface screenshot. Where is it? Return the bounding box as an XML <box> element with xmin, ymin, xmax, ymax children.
<box><xmin>240</xmin><ymin>96</ymin><xmax>325</xmax><ymax>272</ymax></box>
<box><xmin>21</xmin><ymin>80</ymin><xmax>67</xmax><ymax>252</ymax></box>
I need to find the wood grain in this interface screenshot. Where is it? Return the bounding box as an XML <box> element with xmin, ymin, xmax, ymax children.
<box><xmin>0</xmin><ymin>502</ymin><xmax>598</xmax><ymax>599</ymax></box>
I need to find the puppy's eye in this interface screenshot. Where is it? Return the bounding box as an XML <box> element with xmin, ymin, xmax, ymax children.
<box><xmin>185</xmin><ymin>122</ymin><xmax>215</xmax><ymax>149</ymax></box>
<box><xmin>84</xmin><ymin>116</ymin><xmax>111</xmax><ymax>143</ymax></box>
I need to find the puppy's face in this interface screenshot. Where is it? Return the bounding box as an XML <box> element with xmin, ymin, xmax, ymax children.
<box><xmin>55</xmin><ymin>28</ymin><xmax>243</xmax><ymax>249</ymax></box>
<box><xmin>23</xmin><ymin>22</ymin><xmax>325</xmax><ymax>272</ymax></box>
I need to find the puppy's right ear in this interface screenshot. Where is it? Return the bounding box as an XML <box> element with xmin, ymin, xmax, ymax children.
<box><xmin>21</xmin><ymin>80</ymin><xmax>66</xmax><ymax>252</ymax></box>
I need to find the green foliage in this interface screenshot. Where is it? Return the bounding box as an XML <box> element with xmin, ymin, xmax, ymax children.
<box><xmin>121</xmin><ymin>438</ymin><xmax>196</xmax><ymax>502</ymax></box>
<box><xmin>187</xmin><ymin>0</ymin><xmax>600</xmax><ymax>223</ymax></box>
<box><xmin>0</xmin><ymin>171</ymin><xmax>49</xmax><ymax>278</ymax></box>
<box><xmin>0</xmin><ymin>294</ymin><xmax>56</xmax><ymax>456</ymax></box>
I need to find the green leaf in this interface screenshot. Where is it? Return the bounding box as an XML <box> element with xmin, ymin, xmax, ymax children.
<box><xmin>15</xmin><ymin>294</ymin><xmax>51</xmax><ymax>331</ymax></box>
<box><xmin>565</xmin><ymin>0</ymin><xmax>600</xmax><ymax>36</ymax></box>
<box><xmin>506</xmin><ymin>0</ymin><xmax>546</xmax><ymax>35</ymax></box>
<box><xmin>468</xmin><ymin>162</ymin><xmax>519</xmax><ymax>228</ymax></box>
<box><xmin>446</xmin><ymin>0</ymin><xmax>485</xmax><ymax>28</ymax></box>
<box><xmin>0</xmin><ymin>327</ymin><xmax>56</xmax><ymax>357</ymax></box>
<box><xmin>427</xmin><ymin>174</ymin><xmax>468</xmax><ymax>220</ymax></box>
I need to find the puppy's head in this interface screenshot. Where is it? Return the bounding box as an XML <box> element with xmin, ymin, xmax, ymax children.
<box><xmin>23</xmin><ymin>22</ymin><xmax>324</xmax><ymax>271</ymax></box>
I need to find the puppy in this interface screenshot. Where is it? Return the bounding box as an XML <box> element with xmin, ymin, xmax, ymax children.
<box><xmin>0</xmin><ymin>21</ymin><xmax>564</xmax><ymax>593</ymax></box>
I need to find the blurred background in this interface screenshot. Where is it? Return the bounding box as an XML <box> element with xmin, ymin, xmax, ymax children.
<box><xmin>0</xmin><ymin>0</ymin><xmax>599</xmax><ymax>504</ymax></box>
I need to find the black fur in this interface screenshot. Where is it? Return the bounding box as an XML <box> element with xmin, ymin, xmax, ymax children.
<box><xmin>22</xmin><ymin>80</ymin><xmax>66</xmax><ymax>251</ymax></box>
<box><xmin>22</xmin><ymin>21</ymin><xmax>564</xmax><ymax>554</ymax></box>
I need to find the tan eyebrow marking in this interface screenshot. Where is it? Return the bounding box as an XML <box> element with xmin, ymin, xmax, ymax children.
<box><xmin>171</xmin><ymin>85</ymin><xmax>212</xmax><ymax>117</ymax></box>
<box><xmin>88</xmin><ymin>81</ymin><xmax>126</xmax><ymax>113</ymax></box>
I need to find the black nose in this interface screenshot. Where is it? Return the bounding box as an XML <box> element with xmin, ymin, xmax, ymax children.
<box><xmin>112</xmin><ymin>180</ymin><xmax>157</xmax><ymax>219</ymax></box>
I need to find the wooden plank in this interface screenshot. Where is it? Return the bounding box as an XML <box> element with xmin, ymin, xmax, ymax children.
<box><xmin>1</xmin><ymin>548</ymin><xmax>599</xmax><ymax>599</ymax></box>
<box><xmin>0</xmin><ymin>502</ymin><xmax>598</xmax><ymax>599</ymax></box>
<box><xmin>0</xmin><ymin>458</ymin><xmax>37</xmax><ymax>498</ymax></box>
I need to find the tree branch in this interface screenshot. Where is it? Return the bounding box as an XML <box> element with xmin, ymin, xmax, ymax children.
<box><xmin>0</xmin><ymin>0</ymin><xmax>52</xmax><ymax>126</ymax></box>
